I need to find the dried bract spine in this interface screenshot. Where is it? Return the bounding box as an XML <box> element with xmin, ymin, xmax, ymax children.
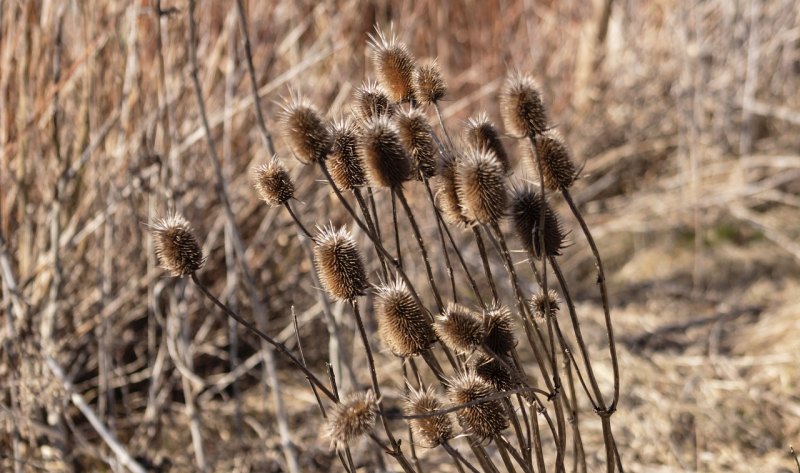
<box><xmin>313</xmin><ymin>226</ymin><xmax>369</xmax><ymax>301</ymax></box>
<box><xmin>456</xmin><ymin>147</ymin><xmax>508</xmax><ymax>225</ymax></box>
<box><xmin>396</xmin><ymin>108</ymin><xmax>437</xmax><ymax>179</ymax></box>
<box><xmin>353</xmin><ymin>81</ymin><xmax>395</xmax><ymax>124</ymax></box>
<box><xmin>369</xmin><ymin>29</ymin><xmax>416</xmax><ymax>103</ymax></box>
<box><xmin>376</xmin><ymin>279</ymin><xmax>434</xmax><ymax>357</ymax></box>
<box><xmin>510</xmin><ymin>184</ymin><xmax>565</xmax><ymax>258</ymax></box>
<box><xmin>534</xmin><ymin>130</ymin><xmax>578</xmax><ymax>190</ymax></box>
<box><xmin>360</xmin><ymin>115</ymin><xmax>412</xmax><ymax>188</ymax></box>
<box><xmin>482</xmin><ymin>303</ymin><xmax>516</xmax><ymax>355</ymax></box>
<box><xmin>251</xmin><ymin>158</ymin><xmax>295</xmax><ymax>206</ymax></box>
<box><xmin>325</xmin><ymin>390</ymin><xmax>378</xmax><ymax>451</ymax></box>
<box><xmin>465</xmin><ymin>112</ymin><xmax>511</xmax><ymax>173</ymax></box>
<box><xmin>404</xmin><ymin>386</ymin><xmax>453</xmax><ymax>448</ymax></box>
<box><xmin>280</xmin><ymin>96</ymin><xmax>332</xmax><ymax>164</ymax></box>
<box><xmin>530</xmin><ymin>289</ymin><xmax>560</xmax><ymax>323</ymax></box>
<box><xmin>434</xmin><ymin>303</ymin><xmax>484</xmax><ymax>354</ymax></box>
<box><xmin>500</xmin><ymin>73</ymin><xmax>548</xmax><ymax>138</ymax></box>
<box><xmin>329</xmin><ymin>118</ymin><xmax>367</xmax><ymax>190</ymax></box>
<box><xmin>413</xmin><ymin>59</ymin><xmax>446</xmax><ymax>105</ymax></box>
<box><xmin>448</xmin><ymin>370</ymin><xmax>509</xmax><ymax>438</ymax></box>
<box><xmin>151</xmin><ymin>213</ymin><xmax>205</xmax><ymax>277</ymax></box>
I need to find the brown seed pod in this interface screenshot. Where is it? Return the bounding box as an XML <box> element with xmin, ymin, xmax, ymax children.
<box><xmin>150</xmin><ymin>213</ymin><xmax>205</xmax><ymax>277</ymax></box>
<box><xmin>500</xmin><ymin>73</ymin><xmax>548</xmax><ymax>138</ymax></box>
<box><xmin>413</xmin><ymin>59</ymin><xmax>446</xmax><ymax>105</ymax></box>
<box><xmin>465</xmin><ymin>112</ymin><xmax>511</xmax><ymax>174</ymax></box>
<box><xmin>368</xmin><ymin>29</ymin><xmax>416</xmax><ymax>103</ymax></box>
<box><xmin>250</xmin><ymin>158</ymin><xmax>295</xmax><ymax>207</ymax></box>
<box><xmin>353</xmin><ymin>81</ymin><xmax>395</xmax><ymax>125</ymax></box>
<box><xmin>534</xmin><ymin>130</ymin><xmax>578</xmax><ymax>190</ymax></box>
<box><xmin>313</xmin><ymin>225</ymin><xmax>369</xmax><ymax>301</ymax></box>
<box><xmin>455</xmin><ymin>147</ymin><xmax>508</xmax><ymax>225</ymax></box>
<box><xmin>279</xmin><ymin>96</ymin><xmax>332</xmax><ymax>164</ymax></box>
<box><xmin>376</xmin><ymin>279</ymin><xmax>434</xmax><ymax>357</ymax></box>
<box><xmin>510</xmin><ymin>184</ymin><xmax>565</xmax><ymax>258</ymax></box>
<box><xmin>325</xmin><ymin>390</ymin><xmax>378</xmax><ymax>451</ymax></box>
<box><xmin>530</xmin><ymin>289</ymin><xmax>560</xmax><ymax>324</ymax></box>
<box><xmin>447</xmin><ymin>370</ymin><xmax>509</xmax><ymax>438</ymax></box>
<box><xmin>472</xmin><ymin>354</ymin><xmax>516</xmax><ymax>392</ymax></box>
<box><xmin>328</xmin><ymin>118</ymin><xmax>367</xmax><ymax>190</ymax></box>
<box><xmin>395</xmin><ymin>108</ymin><xmax>437</xmax><ymax>179</ymax></box>
<box><xmin>434</xmin><ymin>303</ymin><xmax>484</xmax><ymax>354</ymax></box>
<box><xmin>482</xmin><ymin>303</ymin><xmax>517</xmax><ymax>355</ymax></box>
<box><xmin>436</xmin><ymin>151</ymin><xmax>473</xmax><ymax>227</ymax></box>
<box><xmin>404</xmin><ymin>386</ymin><xmax>453</xmax><ymax>448</ymax></box>
<box><xmin>359</xmin><ymin>115</ymin><xmax>412</xmax><ymax>188</ymax></box>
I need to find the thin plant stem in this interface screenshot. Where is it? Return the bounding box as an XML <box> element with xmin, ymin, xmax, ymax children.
<box><xmin>354</xmin><ymin>188</ymin><xmax>389</xmax><ymax>278</ymax></box>
<box><xmin>494</xmin><ymin>434</ymin><xmax>518</xmax><ymax>473</ymax></box>
<box><xmin>284</xmin><ymin>201</ymin><xmax>314</xmax><ymax>241</ymax></box>
<box><xmin>443</xmin><ymin>442</ymin><xmax>481</xmax><ymax>473</ymax></box>
<box><xmin>497</xmin><ymin>434</ymin><xmax>533</xmax><ymax>473</ymax></box>
<box><xmin>422</xmin><ymin>176</ymin><xmax>457</xmax><ymax>301</ymax></box>
<box><xmin>473</xmin><ymin>227</ymin><xmax>499</xmax><ymax>302</ymax></box>
<box><xmin>392</xmin><ymin>190</ymin><xmax>404</xmax><ymax>266</ymax></box>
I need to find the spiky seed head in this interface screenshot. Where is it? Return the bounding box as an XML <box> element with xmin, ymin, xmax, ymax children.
<box><xmin>395</xmin><ymin>108</ymin><xmax>437</xmax><ymax>179</ymax></box>
<box><xmin>360</xmin><ymin>115</ymin><xmax>412</xmax><ymax>188</ymax></box>
<box><xmin>534</xmin><ymin>130</ymin><xmax>578</xmax><ymax>190</ymax></box>
<box><xmin>280</xmin><ymin>96</ymin><xmax>332</xmax><ymax>164</ymax></box>
<box><xmin>447</xmin><ymin>370</ymin><xmax>509</xmax><ymax>438</ymax></box>
<box><xmin>404</xmin><ymin>386</ymin><xmax>453</xmax><ymax>448</ymax></box>
<box><xmin>313</xmin><ymin>226</ymin><xmax>368</xmax><ymax>301</ymax></box>
<box><xmin>510</xmin><ymin>185</ymin><xmax>565</xmax><ymax>258</ymax></box>
<box><xmin>369</xmin><ymin>29</ymin><xmax>416</xmax><ymax>103</ymax></box>
<box><xmin>500</xmin><ymin>73</ymin><xmax>548</xmax><ymax>138</ymax></box>
<box><xmin>353</xmin><ymin>81</ymin><xmax>395</xmax><ymax>124</ymax></box>
<box><xmin>413</xmin><ymin>59</ymin><xmax>446</xmax><ymax>105</ymax></box>
<box><xmin>482</xmin><ymin>303</ymin><xmax>517</xmax><ymax>354</ymax></box>
<box><xmin>434</xmin><ymin>303</ymin><xmax>484</xmax><ymax>354</ymax></box>
<box><xmin>436</xmin><ymin>152</ymin><xmax>473</xmax><ymax>227</ymax></box>
<box><xmin>329</xmin><ymin>118</ymin><xmax>367</xmax><ymax>190</ymax></box>
<box><xmin>530</xmin><ymin>289</ymin><xmax>560</xmax><ymax>323</ymax></box>
<box><xmin>455</xmin><ymin>147</ymin><xmax>508</xmax><ymax>225</ymax></box>
<box><xmin>250</xmin><ymin>158</ymin><xmax>295</xmax><ymax>207</ymax></box>
<box><xmin>465</xmin><ymin>112</ymin><xmax>511</xmax><ymax>174</ymax></box>
<box><xmin>150</xmin><ymin>213</ymin><xmax>205</xmax><ymax>277</ymax></box>
<box><xmin>472</xmin><ymin>354</ymin><xmax>516</xmax><ymax>392</ymax></box>
<box><xmin>325</xmin><ymin>390</ymin><xmax>378</xmax><ymax>451</ymax></box>
<box><xmin>376</xmin><ymin>279</ymin><xmax>434</xmax><ymax>357</ymax></box>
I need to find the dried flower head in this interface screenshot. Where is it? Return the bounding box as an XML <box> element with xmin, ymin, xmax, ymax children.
<box><xmin>500</xmin><ymin>73</ymin><xmax>548</xmax><ymax>138</ymax></box>
<box><xmin>395</xmin><ymin>108</ymin><xmax>437</xmax><ymax>179</ymax></box>
<box><xmin>404</xmin><ymin>386</ymin><xmax>453</xmax><ymax>448</ymax></box>
<box><xmin>353</xmin><ymin>81</ymin><xmax>395</xmax><ymax>124</ymax></box>
<box><xmin>534</xmin><ymin>130</ymin><xmax>578</xmax><ymax>190</ymax></box>
<box><xmin>360</xmin><ymin>115</ymin><xmax>412</xmax><ymax>188</ymax></box>
<box><xmin>482</xmin><ymin>303</ymin><xmax>516</xmax><ymax>355</ymax></box>
<box><xmin>436</xmin><ymin>151</ymin><xmax>473</xmax><ymax>227</ymax></box>
<box><xmin>376</xmin><ymin>279</ymin><xmax>434</xmax><ymax>357</ymax></box>
<box><xmin>465</xmin><ymin>112</ymin><xmax>511</xmax><ymax>173</ymax></box>
<box><xmin>447</xmin><ymin>370</ymin><xmax>509</xmax><ymax>438</ymax></box>
<box><xmin>250</xmin><ymin>158</ymin><xmax>295</xmax><ymax>206</ymax></box>
<box><xmin>325</xmin><ymin>390</ymin><xmax>378</xmax><ymax>451</ymax></box>
<box><xmin>413</xmin><ymin>59</ymin><xmax>446</xmax><ymax>105</ymax></box>
<box><xmin>329</xmin><ymin>118</ymin><xmax>367</xmax><ymax>190</ymax></box>
<box><xmin>455</xmin><ymin>147</ymin><xmax>508</xmax><ymax>225</ymax></box>
<box><xmin>369</xmin><ymin>29</ymin><xmax>416</xmax><ymax>103</ymax></box>
<box><xmin>313</xmin><ymin>225</ymin><xmax>368</xmax><ymax>301</ymax></box>
<box><xmin>510</xmin><ymin>184</ymin><xmax>566</xmax><ymax>258</ymax></box>
<box><xmin>530</xmin><ymin>289</ymin><xmax>560</xmax><ymax>323</ymax></box>
<box><xmin>434</xmin><ymin>303</ymin><xmax>484</xmax><ymax>354</ymax></box>
<box><xmin>150</xmin><ymin>213</ymin><xmax>205</xmax><ymax>277</ymax></box>
<box><xmin>280</xmin><ymin>95</ymin><xmax>332</xmax><ymax>164</ymax></box>
<box><xmin>472</xmin><ymin>354</ymin><xmax>516</xmax><ymax>392</ymax></box>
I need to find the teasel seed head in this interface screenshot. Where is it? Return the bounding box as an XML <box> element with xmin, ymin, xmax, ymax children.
<box><xmin>413</xmin><ymin>59</ymin><xmax>447</xmax><ymax>105</ymax></box>
<box><xmin>500</xmin><ymin>73</ymin><xmax>548</xmax><ymax>138</ymax></box>
<box><xmin>328</xmin><ymin>117</ymin><xmax>367</xmax><ymax>190</ymax></box>
<box><xmin>376</xmin><ymin>278</ymin><xmax>434</xmax><ymax>357</ymax></box>
<box><xmin>534</xmin><ymin>130</ymin><xmax>578</xmax><ymax>190</ymax></box>
<box><xmin>369</xmin><ymin>29</ymin><xmax>417</xmax><ymax>103</ymax></box>
<box><xmin>279</xmin><ymin>96</ymin><xmax>332</xmax><ymax>164</ymax></box>
<box><xmin>395</xmin><ymin>108</ymin><xmax>437</xmax><ymax>179</ymax></box>
<box><xmin>482</xmin><ymin>302</ymin><xmax>517</xmax><ymax>355</ymax></box>
<box><xmin>447</xmin><ymin>370</ymin><xmax>509</xmax><ymax>438</ymax></box>
<box><xmin>530</xmin><ymin>289</ymin><xmax>560</xmax><ymax>323</ymax></box>
<box><xmin>434</xmin><ymin>303</ymin><xmax>484</xmax><ymax>354</ymax></box>
<box><xmin>510</xmin><ymin>184</ymin><xmax>566</xmax><ymax>258</ymax></box>
<box><xmin>325</xmin><ymin>390</ymin><xmax>378</xmax><ymax>451</ymax></box>
<box><xmin>436</xmin><ymin>151</ymin><xmax>473</xmax><ymax>227</ymax></box>
<box><xmin>472</xmin><ymin>354</ymin><xmax>516</xmax><ymax>392</ymax></box>
<box><xmin>150</xmin><ymin>213</ymin><xmax>205</xmax><ymax>277</ymax></box>
<box><xmin>360</xmin><ymin>115</ymin><xmax>412</xmax><ymax>188</ymax></box>
<box><xmin>250</xmin><ymin>157</ymin><xmax>295</xmax><ymax>207</ymax></box>
<box><xmin>404</xmin><ymin>386</ymin><xmax>453</xmax><ymax>448</ymax></box>
<box><xmin>465</xmin><ymin>112</ymin><xmax>511</xmax><ymax>174</ymax></box>
<box><xmin>455</xmin><ymin>147</ymin><xmax>508</xmax><ymax>225</ymax></box>
<box><xmin>353</xmin><ymin>81</ymin><xmax>395</xmax><ymax>125</ymax></box>
<box><xmin>313</xmin><ymin>225</ymin><xmax>369</xmax><ymax>301</ymax></box>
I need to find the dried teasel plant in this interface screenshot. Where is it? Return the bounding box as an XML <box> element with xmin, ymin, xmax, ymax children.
<box><xmin>530</xmin><ymin>289</ymin><xmax>560</xmax><ymax>323</ymax></box>
<box><xmin>404</xmin><ymin>385</ymin><xmax>454</xmax><ymax>448</ymax></box>
<box><xmin>150</xmin><ymin>213</ymin><xmax>205</xmax><ymax>277</ymax></box>
<box><xmin>279</xmin><ymin>94</ymin><xmax>332</xmax><ymax>164</ymax></box>
<box><xmin>325</xmin><ymin>390</ymin><xmax>379</xmax><ymax>451</ymax></box>
<box><xmin>465</xmin><ymin>112</ymin><xmax>511</xmax><ymax>174</ymax></box>
<box><xmin>434</xmin><ymin>302</ymin><xmax>484</xmax><ymax>354</ymax></box>
<box><xmin>455</xmin><ymin>147</ymin><xmax>508</xmax><ymax>225</ymax></box>
<box><xmin>368</xmin><ymin>28</ymin><xmax>417</xmax><ymax>103</ymax></box>
<box><xmin>353</xmin><ymin>80</ymin><xmax>396</xmax><ymax>124</ymax></box>
<box><xmin>447</xmin><ymin>370</ymin><xmax>509</xmax><ymax>439</ymax></box>
<box><xmin>360</xmin><ymin>115</ymin><xmax>412</xmax><ymax>188</ymax></box>
<box><xmin>313</xmin><ymin>225</ymin><xmax>369</xmax><ymax>301</ymax></box>
<box><xmin>510</xmin><ymin>183</ymin><xmax>566</xmax><ymax>258</ymax></box>
<box><xmin>250</xmin><ymin>158</ymin><xmax>295</xmax><ymax>207</ymax></box>
<box><xmin>412</xmin><ymin>59</ymin><xmax>447</xmax><ymax>105</ymax></box>
<box><xmin>533</xmin><ymin>130</ymin><xmax>579</xmax><ymax>191</ymax></box>
<box><xmin>375</xmin><ymin>278</ymin><xmax>435</xmax><ymax>357</ymax></box>
<box><xmin>395</xmin><ymin>107</ymin><xmax>438</xmax><ymax>179</ymax></box>
<box><xmin>500</xmin><ymin>73</ymin><xmax>549</xmax><ymax>138</ymax></box>
<box><xmin>328</xmin><ymin>117</ymin><xmax>367</xmax><ymax>190</ymax></box>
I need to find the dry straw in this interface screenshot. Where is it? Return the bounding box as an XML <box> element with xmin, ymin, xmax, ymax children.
<box><xmin>280</xmin><ymin>96</ymin><xmax>332</xmax><ymax>164</ymax></box>
<box><xmin>465</xmin><ymin>112</ymin><xmax>511</xmax><ymax>173</ymax></box>
<box><xmin>434</xmin><ymin>302</ymin><xmax>484</xmax><ymax>354</ymax></box>
<box><xmin>369</xmin><ymin>29</ymin><xmax>416</xmax><ymax>103</ymax></box>
<box><xmin>250</xmin><ymin>158</ymin><xmax>295</xmax><ymax>207</ymax></box>
<box><xmin>375</xmin><ymin>278</ymin><xmax>434</xmax><ymax>357</ymax></box>
<box><xmin>360</xmin><ymin>115</ymin><xmax>412</xmax><ymax>188</ymax></box>
<box><xmin>510</xmin><ymin>184</ymin><xmax>566</xmax><ymax>258</ymax></box>
<box><xmin>395</xmin><ymin>107</ymin><xmax>438</xmax><ymax>179</ymax></box>
<box><xmin>448</xmin><ymin>370</ymin><xmax>509</xmax><ymax>439</ymax></box>
<box><xmin>313</xmin><ymin>225</ymin><xmax>369</xmax><ymax>301</ymax></box>
<box><xmin>500</xmin><ymin>73</ymin><xmax>548</xmax><ymax>138</ymax></box>
<box><xmin>325</xmin><ymin>390</ymin><xmax>378</xmax><ymax>451</ymax></box>
<box><xmin>455</xmin><ymin>147</ymin><xmax>508</xmax><ymax>225</ymax></box>
<box><xmin>150</xmin><ymin>213</ymin><xmax>205</xmax><ymax>277</ymax></box>
<box><xmin>328</xmin><ymin>117</ymin><xmax>367</xmax><ymax>190</ymax></box>
<box><xmin>403</xmin><ymin>386</ymin><xmax>453</xmax><ymax>448</ymax></box>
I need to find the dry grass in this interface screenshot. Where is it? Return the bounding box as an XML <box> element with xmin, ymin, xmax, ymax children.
<box><xmin>1</xmin><ymin>0</ymin><xmax>799</xmax><ymax>472</ymax></box>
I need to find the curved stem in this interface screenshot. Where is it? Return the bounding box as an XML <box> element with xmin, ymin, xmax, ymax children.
<box><xmin>284</xmin><ymin>201</ymin><xmax>314</xmax><ymax>241</ymax></box>
<box><xmin>473</xmin><ymin>227</ymin><xmax>499</xmax><ymax>302</ymax></box>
